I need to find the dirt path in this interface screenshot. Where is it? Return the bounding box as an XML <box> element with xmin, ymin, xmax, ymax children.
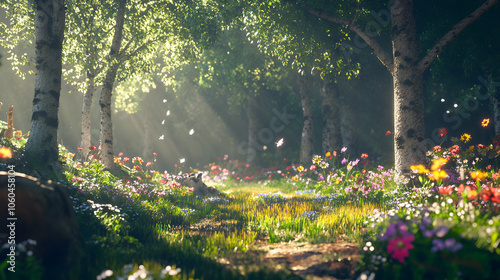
<box><xmin>186</xmin><ymin>218</ymin><xmax>361</xmax><ymax>279</ymax></box>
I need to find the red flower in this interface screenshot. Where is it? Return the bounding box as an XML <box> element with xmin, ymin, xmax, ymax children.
<box><xmin>89</xmin><ymin>146</ymin><xmax>97</xmax><ymax>151</ymax></box>
<box><xmin>118</xmin><ymin>152</ymin><xmax>123</xmax><ymax>157</ymax></box>
<box><xmin>361</xmin><ymin>153</ymin><xmax>368</xmax><ymax>159</ymax></box>
<box><xmin>123</xmin><ymin>157</ymin><xmax>130</xmax><ymax>162</ymax></box>
<box><xmin>477</xmin><ymin>144</ymin><xmax>485</xmax><ymax>149</ymax></box>
<box><xmin>153</xmin><ymin>152</ymin><xmax>157</xmax><ymax>157</ymax></box>
<box><xmin>493</xmin><ymin>135</ymin><xmax>500</xmax><ymax>148</ymax></box>
<box><xmin>310</xmin><ymin>165</ymin><xmax>316</xmax><ymax>171</ymax></box>
<box><xmin>433</xmin><ymin>145</ymin><xmax>441</xmax><ymax>152</ymax></box>
<box><xmin>78</xmin><ymin>147</ymin><xmax>83</xmax><ymax>151</ymax></box>
<box><xmin>449</xmin><ymin>145</ymin><xmax>460</xmax><ymax>155</ymax></box>
<box><xmin>438</xmin><ymin>128</ymin><xmax>448</xmax><ymax>138</ymax></box>
<box><xmin>385</xmin><ymin>131</ymin><xmax>392</xmax><ymax>135</ymax></box>
<box><xmin>438</xmin><ymin>185</ymin><xmax>454</xmax><ymax>195</ymax></box>
<box><xmin>387</xmin><ymin>235</ymin><xmax>415</xmax><ymax>263</ymax></box>
<box><xmin>482</xmin><ymin>186</ymin><xmax>500</xmax><ymax>203</ymax></box>
<box><xmin>211</xmin><ymin>165</ymin><xmax>218</xmax><ymax>171</ymax></box>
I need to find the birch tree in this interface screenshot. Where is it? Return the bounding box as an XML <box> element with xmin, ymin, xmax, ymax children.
<box><xmin>24</xmin><ymin>0</ymin><xmax>65</xmax><ymax>177</ymax></box>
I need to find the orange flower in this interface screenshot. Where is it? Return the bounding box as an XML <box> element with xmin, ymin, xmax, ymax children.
<box><xmin>428</xmin><ymin>170</ymin><xmax>448</xmax><ymax>181</ymax></box>
<box><xmin>410</xmin><ymin>164</ymin><xmax>429</xmax><ymax>174</ymax></box>
<box><xmin>438</xmin><ymin>185</ymin><xmax>454</xmax><ymax>195</ymax></box>
<box><xmin>325</xmin><ymin>151</ymin><xmax>331</xmax><ymax>158</ymax></box>
<box><xmin>385</xmin><ymin>131</ymin><xmax>391</xmax><ymax>135</ymax></box>
<box><xmin>470</xmin><ymin>171</ymin><xmax>488</xmax><ymax>181</ymax></box>
<box><xmin>430</xmin><ymin>158</ymin><xmax>448</xmax><ymax>171</ymax></box>
<box><xmin>481</xmin><ymin>118</ymin><xmax>490</xmax><ymax>127</ymax></box>
<box><xmin>361</xmin><ymin>153</ymin><xmax>368</xmax><ymax>159</ymax></box>
<box><xmin>0</xmin><ymin>147</ymin><xmax>12</xmax><ymax>159</ymax></box>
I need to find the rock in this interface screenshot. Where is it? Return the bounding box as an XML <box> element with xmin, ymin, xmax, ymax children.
<box><xmin>180</xmin><ymin>173</ymin><xmax>225</xmax><ymax>197</ymax></box>
<box><xmin>0</xmin><ymin>171</ymin><xmax>83</xmax><ymax>279</ymax></box>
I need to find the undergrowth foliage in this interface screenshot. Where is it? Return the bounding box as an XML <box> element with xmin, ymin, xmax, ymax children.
<box><xmin>0</xmin><ymin>122</ymin><xmax>499</xmax><ymax>279</ymax></box>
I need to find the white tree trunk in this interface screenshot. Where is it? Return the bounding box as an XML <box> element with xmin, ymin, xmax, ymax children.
<box><xmin>391</xmin><ymin>0</ymin><xmax>426</xmax><ymax>178</ymax></box>
<box><xmin>99</xmin><ymin>0</ymin><xmax>126</xmax><ymax>169</ymax></box>
<box><xmin>297</xmin><ymin>73</ymin><xmax>314</xmax><ymax>164</ymax></box>
<box><xmin>321</xmin><ymin>79</ymin><xmax>341</xmax><ymax>154</ymax></box>
<box><xmin>25</xmin><ymin>0</ymin><xmax>65</xmax><ymax>177</ymax></box>
<box><xmin>79</xmin><ymin>72</ymin><xmax>95</xmax><ymax>160</ymax></box>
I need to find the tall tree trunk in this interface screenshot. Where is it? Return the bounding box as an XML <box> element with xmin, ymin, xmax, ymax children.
<box><xmin>25</xmin><ymin>0</ymin><xmax>65</xmax><ymax>178</ymax></box>
<box><xmin>297</xmin><ymin>73</ymin><xmax>314</xmax><ymax>164</ymax></box>
<box><xmin>391</xmin><ymin>0</ymin><xmax>426</xmax><ymax>178</ymax></box>
<box><xmin>492</xmin><ymin>90</ymin><xmax>500</xmax><ymax>136</ymax></box>
<box><xmin>79</xmin><ymin>71</ymin><xmax>95</xmax><ymax>160</ymax></box>
<box><xmin>99</xmin><ymin>0</ymin><xmax>125</xmax><ymax>169</ymax></box>
<box><xmin>321</xmin><ymin>79</ymin><xmax>341</xmax><ymax>154</ymax></box>
<box><xmin>246</xmin><ymin>94</ymin><xmax>261</xmax><ymax>165</ymax></box>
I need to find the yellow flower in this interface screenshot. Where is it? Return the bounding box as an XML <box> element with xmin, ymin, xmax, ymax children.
<box><xmin>181</xmin><ymin>192</ymin><xmax>186</xmax><ymax>197</ymax></box>
<box><xmin>481</xmin><ymin>118</ymin><xmax>490</xmax><ymax>127</ymax></box>
<box><xmin>469</xmin><ymin>146</ymin><xmax>474</xmax><ymax>151</ymax></box>
<box><xmin>325</xmin><ymin>151</ymin><xmax>331</xmax><ymax>158</ymax></box>
<box><xmin>410</xmin><ymin>164</ymin><xmax>429</xmax><ymax>174</ymax></box>
<box><xmin>292</xmin><ymin>175</ymin><xmax>299</xmax><ymax>181</ymax></box>
<box><xmin>0</xmin><ymin>147</ymin><xmax>12</xmax><ymax>159</ymax></box>
<box><xmin>297</xmin><ymin>165</ymin><xmax>304</xmax><ymax>172</ymax></box>
<box><xmin>312</xmin><ymin>155</ymin><xmax>321</xmax><ymax>164</ymax></box>
<box><xmin>428</xmin><ymin>170</ymin><xmax>448</xmax><ymax>181</ymax></box>
<box><xmin>470</xmin><ymin>171</ymin><xmax>487</xmax><ymax>181</ymax></box>
<box><xmin>460</xmin><ymin>133</ymin><xmax>471</xmax><ymax>143</ymax></box>
<box><xmin>430</xmin><ymin>158</ymin><xmax>448</xmax><ymax>171</ymax></box>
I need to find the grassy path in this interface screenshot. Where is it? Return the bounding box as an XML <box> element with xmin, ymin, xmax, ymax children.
<box><xmin>136</xmin><ymin>183</ymin><xmax>381</xmax><ymax>280</ymax></box>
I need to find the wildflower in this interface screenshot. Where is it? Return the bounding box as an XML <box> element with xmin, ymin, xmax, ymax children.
<box><xmin>123</xmin><ymin>157</ymin><xmax>130</xmax><ymax>162</ymax></box>
<box><xmin>377</xmin><ymin>165</ymin><xmax>384</xmax><ymax>171</ymax></box>
<box><xmin>449</xmin><ymin>145</ymin><xmax>460</xmax><ymax>155</ymax></box>
<box><xmin>0</xmin><ymin>147</ymin><xmax>13</xmax><ymax>159</ymax></box>
<box><xmin>297</xmin><ymin>165</ymin><xmax>305</xmax><ymax>172</ymax></box>
<box><xmin>319</xmin><ymin>161</ymin><xmax>329</xmax><ymax>169</ymax></box>
<box><xmin>429</xmin><ymin>170</ymin><xmax>448</xmax><ymax>181</ymax></box>
<box><xmin>118</xmin><ymin>152</ymin><xmax>123</xmax><ymax>157</ymax></box>
<box><xmin>325</xmin><ymin>151</ymin><xmax>331</xmax><ymax>158</ymax></box>
<box><xmin>14</xmin><ymin>130</ymin><xmax>22</xmax><ymax>140</ymax></box>
<box><xmin>387</xmin><ymin>235</ymin><xmax>414</xmax><ymax>263</ymax></box>
<box><xmin>341</xmin><ymin>158</ymin><xmax>348</xmax><ymax>165</ymax></box>
<box><xmin>89</xmin><ymin>146</ymin><xmax>97</xmax><ymax>151</ymax></box>
<box><xmin>460</xmin><ymin>133</ymin><xmax>471</xmax><ymax>143</ymax></box>
<box><xmin>438</xmin><ymin>128</ymin><xmax>448</xmax><ymax>138</ymax></box>
<box><xmin>292</xmin><ymin>175</ymin><xmax>299</xmax><ymax>181</ymax></box>
<box><xmin>312</xmin><ymin>155</ymin><xmax>321</xmax><ymax>164</ymax></box>
<box><xmin>78</xmin><ymin>147</ymin><xmax>83</xmax><ymax>151</ymax></box>
<box><xmin>341</xmin><ymin>147</ymin><xmax>347</xmax><ymax>153</ymax></box>
<box><xmin>433</xmin><ymin>145</ymin><xmax>441</xmax><ymax>152</ymax></box>
<box><xmin>481</xmin><ymin>186</ymin><xmax>500</xmax><ymax>203</ymax></box>
<box><xmin>481</xmin><ymin>118</ymin><xmax>490</xmax><ymax>127</ymax></box>
<box><xmin>361</xmin><ymin>153</ymin><xmax>368</xmax><ymax>159</ymax></box>
<box><xmin>134</xmin><ymin>165</ymin><xmax>143</xmax><ymax>172</ymax></box>
<box><xmin>146</xmin><ymin>162</ymin><xmax>152</xmax><ymax>167</ymax></box>
<box><xmin>410</xmin><ymin>164</ymin><xmax>429</xmax><ymax>174</ymax></box>
<box><xmin>477</xmin><ymin>144</ymin><xmax>486</xmax><ymax>149</ymax></box>
<box><xmin>431</xmin><ymin>238</ymin><xmax>463</xmax><ymax>253</ymax></box>
<box><xmin>437</xmin><ymin>185</ymin><xmax>453</xmax><ymax>195</ymax></box>
<box><xmin>153</xmin><ymin>152</ymin><xmax>157</xmax><ymax>156</ymax></box>
<box><xmin>211</xmin><ymin>165</ymin><xmax>218</xmax><ymax>171</ymax></box>
<box><xmin>385</xmin><ymin>131</ymin><xmax>391</xmax><ymax>135</ymax></box>
<box><xmin>133</xmin><ymin>157</ymin><xmax>144</xmax><ymax>165</ymax></box>
<box><xmin>309</xmin><ymin>165</ymin><xmax>316</xmax><ymax>171</ymax></box>
<box><xmin>470</xmin><ymin>171</ymin><xmax>487</xmax><ymax>181</ymax></box>
<box><xmin>430</xmin><ymin>158</ymin><xmax>448</xmax><ymax>171</ymax></box>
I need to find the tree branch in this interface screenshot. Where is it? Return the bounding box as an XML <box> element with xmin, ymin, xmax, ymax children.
<box><xmin>417</xmin><ymin>0</ymin><xmax>499</xmax><ymax>73</ymax></box>
<box><xmin>306</xmin><ymin>8</ymin><xmax>394</xmax><ymax>74</ymax></box>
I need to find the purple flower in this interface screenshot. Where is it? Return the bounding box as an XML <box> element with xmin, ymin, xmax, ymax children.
<box><xmin>423</xmin><ymin>230</ymin><xmax>434</xmax><ymax>238</ymax></box>
<box><xmin>396</xmin><ymin>221</ymin><xmax>408</xmax><ymax>235</ymax></box>
<box><xmin>377</xmin><ymin>165</ymin><xmax>384</xmax><ymax>171</ymax></box>
<box><xmin>341</xmin><ymin>147</ymin><xmax>347</xmax><ymax>153</ymax></box>
<box><xmin>385</xmin><ymin>224</ymin><xmax>397</xmax><ymax>238</ymax></box>
<box><xmin>341</xmin><ymin>158</ymin><xmax>348</xmax><ymax>165</ymax></box>
<box><xmin>431</xmin><ymin>239</ymin><xmax>445</xmax><ymax>252</ymax></box>
<box><xmin>422</xmin><ymin>216</ymin><xmax>432</xmax><ymax>226</ymax></box>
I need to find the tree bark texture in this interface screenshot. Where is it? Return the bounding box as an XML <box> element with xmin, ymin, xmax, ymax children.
<box><xmin>79</xmin><ymin>71</ymin><xmax>95</xmax><ymax>160</ymax></box>
<box><xmin>297</xmin><ymin>73</ymin><xmax>314</xmax><ymax>164</ymax></box>
<box><xmin>339</xmin><ymin>95</ymin><xmax>358</xmax><ymax>156</ymax></box>
<box><xmin>99</xmin><ymin>0</ymin><xmax>126</xmax><ymax>169</ymax></box>
<box><xmin>390</xmin><ymin>0</ymin><xmax>426</xmax><ymax>178</ymax></box>
<box><xmin>25</xmin><ymin>0</ymin><xmax>65</xmax><ymax>177</ymax></box>
<box><xmin>321</xmin><ymin>79</ymin><xmax>341</xmax><ymax>155</ymax></box>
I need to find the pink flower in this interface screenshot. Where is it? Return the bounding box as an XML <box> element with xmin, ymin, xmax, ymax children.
<box><xmin>387</xmin><ymin>235</ymin><xmax>415</xmax><ymax>263</ymax></box>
